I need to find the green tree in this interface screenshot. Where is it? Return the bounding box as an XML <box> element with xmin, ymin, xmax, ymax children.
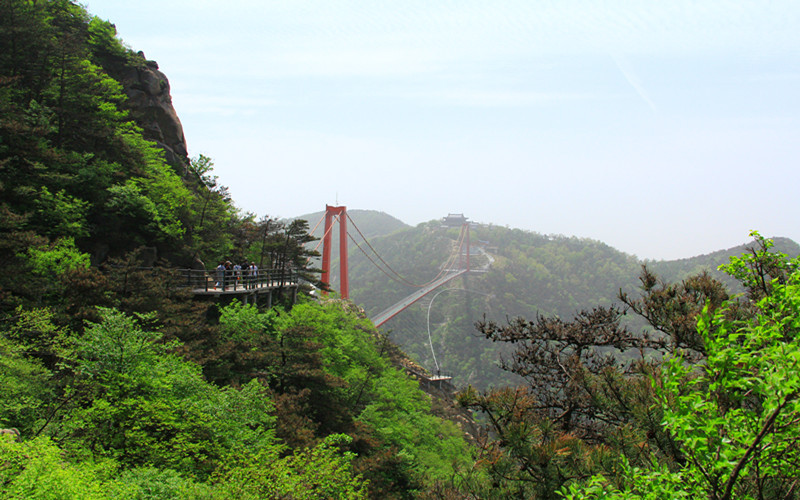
<box><xmin>555</xmin><ymin>235</ymin><xmax>800</xmax><ymax>498</ymax></box>
<box><xmin>0</xmin><ymin>333</ymin><xmax>53</xmax><ymax>437</ymax></box>
<box><xmin>560</xmin><ymin>263</ymin><xmax>800</xmax><ymax>499</ymax></box>
<box><xmin>185</xmin><ymin>154</ymin><xmax>237</xmax><ymax>265</ymax></box>
<box><xmin>456</xmin><ymin>236</ymin><xmax>786</xmax><ymax>497</ymax></box>
<box><xmin>271</xmin><ymin>218</ymin><xmax>322</xmax><ymax>292</ymax></box>
<box><xmin>456</xmin><ymin>306</ymin><xmax>674</xmax><ymax>497</ymax></box>
<box><xmin>58</xmin><ymin>308</ymin><xmax>275</xmax><ymax>477</ymax></box>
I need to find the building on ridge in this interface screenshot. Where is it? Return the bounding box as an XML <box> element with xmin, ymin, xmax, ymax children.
<box><xmin>441</xmin><ymin>213</ymin><xmax>468</xmax><ymax>227</ymax></box>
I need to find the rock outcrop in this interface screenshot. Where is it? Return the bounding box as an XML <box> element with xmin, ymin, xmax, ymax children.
<box><xmin>117</xmin><ymin>52</ymin><xmax>189</xmax><ymax>173</ymax></box>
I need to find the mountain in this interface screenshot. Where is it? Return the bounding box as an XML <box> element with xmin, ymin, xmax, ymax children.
<box><xmin>647</xmin><ymin>236</ymin><xmax>800</xmax><ymax>290</ymax></box>
<box><xmin>292</xmin><ymin>208</ymin><xmax>409</xmax><ymax>241</ymax></box>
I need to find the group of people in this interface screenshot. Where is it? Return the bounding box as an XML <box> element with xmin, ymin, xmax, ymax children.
<box><xmin>215</xmin><ymin>260</ymin><xmax>259</xmax><ymax>290</ymax></box>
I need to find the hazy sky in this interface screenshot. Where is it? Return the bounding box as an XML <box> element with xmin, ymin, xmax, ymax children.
<box><xmin>85</xmin><ymin>1</ymin><xmax>799</xmax><ymax>260</ymax></box>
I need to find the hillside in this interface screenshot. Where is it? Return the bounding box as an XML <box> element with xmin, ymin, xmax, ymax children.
<box><xmin>0</xmin><ymin>3</ymin><xmax>474</xmax><ymax>497</ymax></box>
<box><xmin>648</xmin><ymin>236</ymin><xmax>800</xmax><ymax>289</ymax></box>
<box><xmin>294</xmin><ymin>209</ymin><xmax>410</xmax><ymax>241</ymax></box>
<box><xmin>335</xmin><ymin>219</ymin><xmax>799</xmax><ymax>389</ymax></box>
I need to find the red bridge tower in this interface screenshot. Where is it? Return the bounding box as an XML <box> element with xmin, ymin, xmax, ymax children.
<box><xmin>321</xmin><ymin>205</ymin><xmax>349</xmax><ymax>299</ymax></box>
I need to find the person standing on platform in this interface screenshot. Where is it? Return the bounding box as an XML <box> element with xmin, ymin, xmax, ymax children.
<box><xmin>233</xmin><ymin>262</ymin><xmax>242</xmax><ymax>286</ymax></box>
<box><xmin>224</xmin><ymin>261</ymin><xmax>232</xmax><ymax>289</ymax></box>
<box><xmin>250</xmin><ymin>262</ymin><xmax>258</xmax><ymax>289</ymax></box>
<box><xmin>215</xmin><ymin>262</ymin><xmax>226</xmax><ymax>290</ymax></box>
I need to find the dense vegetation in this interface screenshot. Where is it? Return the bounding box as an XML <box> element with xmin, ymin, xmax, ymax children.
<box><xmin>1</xmin><ymin>294</ymin><xmax>474</xmax><ymax>497</ymax></box>
<box><xmin>0</xmin><ymin>1</ymin><xmax>474</xmax><ymax>497</ymax></box>
<box><xmin>322</xmin><ymin>214</ymin><xmax>800</xmax><ymax>497</ymax></box>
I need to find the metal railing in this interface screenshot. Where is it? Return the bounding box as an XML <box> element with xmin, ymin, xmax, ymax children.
<box><xmin>177</xmin><ymin>268</ymin><xmax>298</xmax><ymax>292</ymax></box>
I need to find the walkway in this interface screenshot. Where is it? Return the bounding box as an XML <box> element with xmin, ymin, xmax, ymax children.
<box><xmin>370</xmin><ymin>269</ymin><xmax>467</xmax><ymax>327</ymax></box>
<box><xmin>177</xmin><ymin>268</ymin><xmax>298</xmax><ymax>296</ymax></box>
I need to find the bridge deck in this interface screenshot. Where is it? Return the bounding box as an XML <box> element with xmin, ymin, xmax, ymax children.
<box><xmin>370</xmin><ymin>269</ymin><xmax>467</xmax><ymax>327</ymax></box>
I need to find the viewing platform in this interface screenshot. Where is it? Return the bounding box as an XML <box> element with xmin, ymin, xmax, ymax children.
<box><xmin>409</xmin><ymin>368</ymin><xmax>455</xmax><ymax>392</ymax></box>
<box><xmin>177</xmin><ymin>268</ymin><xmax>299</xmax><ymax>305</ymax></box>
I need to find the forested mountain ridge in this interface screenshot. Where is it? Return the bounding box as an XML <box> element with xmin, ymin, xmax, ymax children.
<box><xmin>0</xmin><ymin>0</ymin><xmax>326</xmax><ymax>292</ymax></box>
<box><xmin>648</xmin><ymin>236</ymin><xmax>800</xmax><ymax>287</ymax></box>
<box><xmin>334</xmin><ymin>214</ymin><xmax>799</xmax><ymax>388</ymax></box>
<box><xmin>330</xmin><ymin>217</ymin><xmax>800</xmax><ymax>497</ymax></box>
<box><xmin>2</xmin><ymin>0</ymin><xmax>201</xmax><ymax>268</ymax></box>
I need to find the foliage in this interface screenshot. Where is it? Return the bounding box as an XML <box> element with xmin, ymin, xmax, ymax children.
<box><xmin>620</xmin><ymin>267</ymin><xmax>730</xmax><ymax>358</ymax></box>
<box><xmin>469</xmin><ymin>234</ymin><xmax>800</xmax><ymax>499</ymax></box>
<box><xmin>25</xmin><ymin>237</ymin><xmax>90</xmax><ymax>277</ymax></box>
<box><xmin>109</xmin><ymin>467</ymin><xmax>213</xmax><ymax>500</ymax></box>
<box><xmin>348</xmin><ymin>221</ymin><xmax>650</xmax><ymax>389</ymax></box>
<box><xmin>648</xmin><ymin>234</ymin><xmax>800</xmax><ymax>293</ymax></box>
<box><xmin>213</xmin><ymin>434</ymin><xmax>368</xmax><ymax>499</ymax></box>
<box><xmin>359</xmin><ymin>367</ymin><xmax>472</xmax><ymax>482</ymax></box>
<box><xmin>0</xmin><ymin>2</ymin><xmax>476</xmax><ymax>497</ymax></box>
<box><xmin>0</xmin><ymin>435</ymin><xmax>211</xmax><ymax>499</ymax></box>
<box><xmin>12</xmin><ymin>2</ymin><xmax>800</xmax><ymax>498</ymax></box>
<box><xmin>33</xmin><ymin>187</ymin><xmax>90</xmax><ymax>239</ymax></box>
<box><xmin>209</xmin><ymin>299</ymin><xmax>474</xmax><ymax>493</ymax></box>
<box><xmin>218</xmin><ymin>301</ymin><xmax>279</xmax><ymax>344</ymax></box>
<box><xmin>653</xmin><ymin>267</ymin><xmax>800</xmax><ymax>498</ymax></box>
<box><xmin>185</xmin><ymin>154</ymin><xmax>237</xmax><ymax>264</ymax></box>
<box><xmin>561</xmin><ymin>262</ymin><xmax>800</xmax><ymax>498</ymax></box>
<box><xmin>457</xmin><ymin>308</ymin><xmax>669</xmax><ymax>497</ymax></box>
<box><xmin>0</xmin><ymin>0</ymin><xmax>324</xmax><ymax>296</ymax></box>
<box><xmin>347</xmin><ymin>221</ymin><xmax>799</xmax><ymax>391</ymax></box>
<box><xmin>58</xmin><ymin>308</ymin><xmax>276</xmax><ymax>477</ymax></box>
<box><xmin>0</xmin><ymin>435</ymin><xmax>126</xmax><ymax>500</ymax></box>
<box><xmin>0</xmin><ymin>333</ymin><xmax>53</xmax><ymax>436</ymax></box>
<box><xmin>274</xmin><ymin>300</ymin><xmax>473</xmax><ymax>485</ymax></box>
<box><xmin>0</xmin><ymin>0</ymin><xmax>183</xmax><ymax>265</ymax></box>
<box><xmin>719</xmin><ymin>231</ymin><xmax>799</xmax><ymax>301</ymax></box>
<box><xmin>1</xmin><ymin>295</ymin><xmax>471</xmax><ymax>496</ymax></box>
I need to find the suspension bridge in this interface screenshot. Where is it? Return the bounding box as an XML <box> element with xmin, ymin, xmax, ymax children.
<box><xmin>308</xmin><ymin>205</ymin><xmax>484</xmax><ymax>386</ymax></box>
<box><xmin>307</xmin><ymin>205</ymin><xmax>477</xmax><ymax>329</ymax></box>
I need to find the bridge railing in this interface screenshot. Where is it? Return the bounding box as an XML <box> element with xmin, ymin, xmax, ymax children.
<box><xmin>177</xmin><ymin>268</ymin><xmax>298</xmax><ymax>292</ymax></box>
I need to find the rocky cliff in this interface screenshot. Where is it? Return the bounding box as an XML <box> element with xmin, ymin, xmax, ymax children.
<box><xmin>115</xmin><ymin>52</ymin><xmax>190</xmax><ymax>173</ymax></box>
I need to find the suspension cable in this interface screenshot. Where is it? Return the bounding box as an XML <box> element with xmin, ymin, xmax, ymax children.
<box><xmin>346</xmin><ymin>213</ymin><xmax>467</xmax><ymax>288</ymax></box>
<box><xmin>310</xmin><ymin>213</ymin><xmax>340</xmax><ymax>254</ymax></box>
<box><xmin>345</xmin><ymin>214</ymin><xmax>426</xmax><ymax>286</ymax></box>
<box><xmin>305</xmin><ymin>214</ymin><xmax>340</xmax><ymax>270</ymax></box>
<box><xmin>308</xmin><ymin>213</ymin><xmax>325</xmax><ymax>237</ymax></box>
<box><xmin>345</xmin><ymin>229</ymin><xmax>409</xmax><ymax>284</ymax></box>
<box><xmin>426</xmin><ymin>287</ymin><xmax>493</xmax><ymax>374</ymax></box>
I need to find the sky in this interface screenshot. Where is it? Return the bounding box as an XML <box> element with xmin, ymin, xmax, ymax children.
<box><xmin>84</xmin><ymin>1</ymin><xmax>799</xmax><ymax>260</ymax></box>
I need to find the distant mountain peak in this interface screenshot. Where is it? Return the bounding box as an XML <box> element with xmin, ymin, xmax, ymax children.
<box><xmin>292</xmin><ymin>209</ymin><xmax>410</xmax><ymax>240</ymax></box>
